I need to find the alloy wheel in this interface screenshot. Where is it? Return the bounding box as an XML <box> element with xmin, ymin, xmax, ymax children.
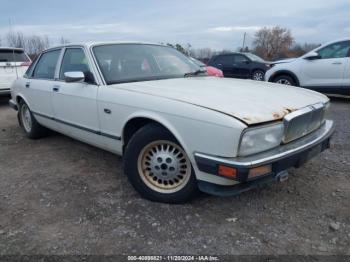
<box><xmin>137</xmin><ymin>140</ymin><xmax>191</xmax><ymax>194</ymax></box>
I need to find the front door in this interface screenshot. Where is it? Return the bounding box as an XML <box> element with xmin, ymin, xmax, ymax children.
<box><xmin>232</xmin><ymin>54</ymin><xmax>251</xmax><ymax>78</ymax></box>
<box><xmin>51</xmin><ymin>47</ymin><xmax>100</xmax><ymax>143</ymax></box>
<box><xmin>301</xmin><ymin>41</ymin><xmax>350</xmax><ymax>87</ymax></box>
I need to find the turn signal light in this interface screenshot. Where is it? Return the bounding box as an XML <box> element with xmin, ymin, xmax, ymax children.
<box><xmin>248</xmin><ymin>165</ymin><xmax>272</xmax><ymax>179</ymax></box>
<box><xmin>218</xmin><ymin>165</ymin><xmax>237</xmax><ymax>179</ymax></box>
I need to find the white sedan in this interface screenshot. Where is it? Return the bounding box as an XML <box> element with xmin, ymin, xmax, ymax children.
<box><xmin>9</xmin><ymin>42</ymin><xmax>334</xmax><ymax>203</ymax></box>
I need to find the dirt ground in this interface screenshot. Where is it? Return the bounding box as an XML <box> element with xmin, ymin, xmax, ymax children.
<box><xmin>0</xmin><ymin>96</ymin><xmax>349</xmax><ymax>256</ymax></box>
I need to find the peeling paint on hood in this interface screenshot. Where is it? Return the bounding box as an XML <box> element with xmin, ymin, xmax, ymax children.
<box><xmin>113</xmin><ymin>77</ymin><xmax>329</xmax><ymax>125</ymax></box>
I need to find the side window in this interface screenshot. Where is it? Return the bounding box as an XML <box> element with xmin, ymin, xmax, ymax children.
<box><xmin>32</xmin><ymin>49</ymin><xmax>61</xmax><ymax>79</ymax></box>
<box><xmin>214</xmin><ymin>55</ymin><xmax>233</xmax><ymax>66</ymax></box>
<box><xmin>24</xmin><ymin>56</ymin><xmax>38</xmax><ymax>78</ymax></box>
<box><xmin>234</xmin><ymin>55</ymin><xmax>249</xmax><ymax>63</ymax></box>
<box><xmin>317</xmin><ymin>41</ymin><xmax>350</xmax><ymax>59</ymax></box>
<box><xmin>59</xmin><ymin>48</ymin><xmax>91</xmax><ymax>80</ymax></box>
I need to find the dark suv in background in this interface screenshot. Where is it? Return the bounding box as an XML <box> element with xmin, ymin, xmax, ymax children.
<box><xmin>208</xmin><ymin>52</ymin><xmax>270</xmax><ymax>81</ymax></box>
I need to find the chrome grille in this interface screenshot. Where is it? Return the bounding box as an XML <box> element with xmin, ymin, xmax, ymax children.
<box><xmin>283</xmin><ymin>103</ymin><xmax>326</xmax><ymax>143</ymax></box>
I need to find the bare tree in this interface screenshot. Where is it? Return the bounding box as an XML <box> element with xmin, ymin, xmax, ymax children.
<box><xmin>193</xmin><ymin>48</ymin><xmax>213</xmax><ymax>60</ymax></box>
<box><xmin>5</xmin><ymin>31</ymin><xmax>50</xmax><ymax>58</ymax></box>
<box><xmin>26</xmin><ymin>35</ymin><xmax>50</xmax><ymax>58</ymax></box>
<box><xmin>60</xmin><ymin>36</ymin><xmax>70</xmax><ymax>45</ymax></box>
<box><xmin>6</xmin><ymin>31</ymin><xmax>26</xmax><ymax>49</ymax></box>
<box><xmin>253</xmin><ymin>26</ymin><xmax>294</xmax><ymax>60</ymax></box>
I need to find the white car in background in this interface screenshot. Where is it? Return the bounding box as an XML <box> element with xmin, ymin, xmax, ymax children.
<box><xmin>265</xmin><ymin>38</ymin><xmax>350</xmax><ymax>96</ymax></box>
<box><xmin>0</xmin><ymin>47</ymin><xmax>31</xmax><ymax>96</ymax></box>
<box><xmin>9</xmin><ymin>42</ymin><xmax>334</xmax><ymax>203</ymax></box>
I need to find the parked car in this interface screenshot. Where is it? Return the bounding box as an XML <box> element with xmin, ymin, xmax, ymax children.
<box><xmin>0</xmin><ymin>47</ymin><xmax>31</xmax><ymax>96</ymax></box>
<box><xmin>190</xmin><ymin>57</ymin><xmax>223</xmax><ymax>77</ymax></box>
<box><xmin>208</xmin><ymin>52</ymin><xmax>270</xmax><ymax>81</ymax></box>
<box><xmin>265</xmin><ymin>38</ymin><xmax>350</xmax><ymax>95</ymax></box>
<box><xmin>9</xmin><ymin>42</ymin><xmax>334</xmax><ymax>203</ymax></box>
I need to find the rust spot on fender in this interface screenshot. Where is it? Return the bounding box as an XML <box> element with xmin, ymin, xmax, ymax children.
<box><xmin>272</xmin><ymin>112</ymin><xmax>281</xmax><ymax>119</ymax></box>
<box><xmin>273</xmin><ymin>107</ymin><xmax>298</xmax><ymax>119</ymax></box>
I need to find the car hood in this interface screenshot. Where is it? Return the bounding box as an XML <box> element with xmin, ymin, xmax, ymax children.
<box><xmin>113</xmin><ymin>77</ymin><xmax>328</xmax><ymax>125</ymax></box>
<box><xmin>272</xmin><ymin>58</ymin><xmax>297</xmax><ymax>64</ymax></box>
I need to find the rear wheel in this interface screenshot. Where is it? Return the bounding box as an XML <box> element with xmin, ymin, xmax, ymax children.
<box><xmin>123</xmin><ymin>123</ymin><xmax>198</xmax><ymax>203</ymax></box>
<box><xmin>18</xmin><ymin>101</ymin><xmax>47</xmax><ymax>139</ymax></box>
<box><xmin>273</xmin><ymin>75</ymin><xmax>296</xmax><ymax>86</ymax></box>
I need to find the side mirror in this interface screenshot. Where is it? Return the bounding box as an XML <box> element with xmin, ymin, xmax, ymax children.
<box><xmin>304</xmin><ymin>51</ymin><xmax>321</xmax><ymax>60</ymax></box>
<box><xmin>64</xmin><ymin>71</ymin><xmax>85</xmax><ymax>83</ymax></box>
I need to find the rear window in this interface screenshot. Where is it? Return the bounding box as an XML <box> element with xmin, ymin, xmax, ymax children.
<box><xmin>0</xmin><ymin>50</ymin><xmax>30</xmax><ymax>62</ymax></box>
<box><xmin>32</xmin><ymin>49</ymin><xmax>61</xmax><ymax>79</ymax></box>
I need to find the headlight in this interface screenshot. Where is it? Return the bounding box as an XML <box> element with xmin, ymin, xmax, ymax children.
<box><xmin>324</xmin><ymin>102</ymin><xmax>330</xmax><ymax>120</ymax></box>
<box><xmin>238</xmin><ymin>123</ymin><xmax>284</xmax><ymax>156</ymax></box>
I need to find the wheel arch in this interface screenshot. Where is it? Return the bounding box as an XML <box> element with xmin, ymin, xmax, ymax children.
<box><xmin>15</xmin><ymin>94</ymin><xmax>30</xmax><ymax>108</ymax></box>
<box><xmin>268</xmin><ymin>70</ymin><xmax>300</xmax><ymax>86</ymax></box>
<box><xmin>122</xmin><ymin>112</ymin><xmax>188</xmax><ymax>155</ymax></box>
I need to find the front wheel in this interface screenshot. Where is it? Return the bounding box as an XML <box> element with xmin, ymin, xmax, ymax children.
<box><xmin>123</xmin><ymin>124</ymin><xmax>198</xmax><ymax>203</ymax></box>
<box><xmin>273</xmin><ymin>75</ymin><xmax>296</xmax><ymax>86</ymax></box>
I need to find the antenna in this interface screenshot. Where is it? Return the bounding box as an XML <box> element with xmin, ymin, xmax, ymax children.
<box><xmin>12</xmin><ymin>49</ymin><xmax>19</xmax><ymax>79</ymax></box>
<box><xmin>242</xmin><ymin>32</ymin><xmax>247</xmax><ymax>51</ymax></box>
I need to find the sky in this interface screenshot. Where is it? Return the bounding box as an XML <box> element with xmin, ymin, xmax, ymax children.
<box><xmin>0</xmin><ymin>0</ymin><xmax>349</xmax><ymax>50</ymax></box>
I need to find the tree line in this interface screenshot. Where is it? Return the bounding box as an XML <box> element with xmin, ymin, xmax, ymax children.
<box><xmin>168</xmin><ymin>26</ymin><xmax>320</xmax><ymax>62</ymax></box>
<box><xmin>0</xmin><ymin>31</ymin><xmax>69</xmax><ymax>59</ymax></box>
<box><xmin>0</xmin><ymin>26</ymin><xmax>319</xmax><ymax>62</ymax></box>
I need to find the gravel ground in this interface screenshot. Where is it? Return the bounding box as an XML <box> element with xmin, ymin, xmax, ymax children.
<box><xmin>0</xmin><ymin>96</ymin><xmax>349</xmax><ymax>256</ymax></box>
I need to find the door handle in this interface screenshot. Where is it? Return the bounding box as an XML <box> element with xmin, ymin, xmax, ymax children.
<box><xmin>52</xmin><ymin>85</ymin><xmax>60</xmax><ymax>92</ymax></box>
<box><xmin>25</xmin><ymin>82</ymin><xmax>30</xmax><ymax>88</ymax></box>
<box><xmin>332</xmin><ymin>62</ymin><xmax>342</xmax><ymax>65</ymax></box>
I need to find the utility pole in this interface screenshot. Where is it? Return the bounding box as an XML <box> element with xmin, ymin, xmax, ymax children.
<box><xmin>242</xmin><ymin>32</ymin><xmax>246</xmax><ymax>52</ymax></box>
<box><xmin>9</xmin><ymin>18</ymin><xmax>13</xmax><ymax>32</ymax></box>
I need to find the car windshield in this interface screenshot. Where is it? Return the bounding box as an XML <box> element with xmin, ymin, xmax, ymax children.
<box><xmin>93</xmin><ymin>44</ymin><xmax>201</xmax><ymax>85</ymax></box>
<box><xmin>190</xmin><ymin>57</ymin><xmax>206</xmax><ymax>67</ymax></box>
<box><xmin>244</xmin><ymin>53</ymin><xmax>265</xmax><ymax>63</ymax></box>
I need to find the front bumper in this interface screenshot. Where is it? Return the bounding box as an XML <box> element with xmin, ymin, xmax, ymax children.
<box><xmin>195</xmin><ymin>120</ymin><xmax>334</xmax><ymax>196</ymax></box>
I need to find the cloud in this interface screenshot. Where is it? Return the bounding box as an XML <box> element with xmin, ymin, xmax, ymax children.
<box><xmin>0</xmin><ymin>0</ymin><xmax>349</xmax><ymax>49</ymax></box>
<box><xmin>209</xmin><ymin>26</ymin><xmax>262</xmax><ymax>33</ymax></box>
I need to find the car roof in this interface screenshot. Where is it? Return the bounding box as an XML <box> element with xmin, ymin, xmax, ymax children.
<box><xmin>319</xmin><ymin>38</ymin><xmax>350</xmax><ymax>47</ymax></box>
<box><xmin>0</xmin><ymin>47</ymin><xmax>25</xmax><ymax>51</ymax></box>
<box><xmin>45</xmin><ymin>41</ymin><xmax>167</xmax><ymax>52</ymax></box>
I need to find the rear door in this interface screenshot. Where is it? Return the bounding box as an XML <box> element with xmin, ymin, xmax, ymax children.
<box><xmin>0</xmin><ymin>49</ymin><xmax>31</xmax><ymax>91</ymax></box>
<box><xmin>211</xmin><ymin>55</ymin><xmax>235</xmax><ymax>77</ymax></box>
<box><xmin>24</xmin><ymin>49</ymin><xmax>62</xmax><ymax>118</ymax></box>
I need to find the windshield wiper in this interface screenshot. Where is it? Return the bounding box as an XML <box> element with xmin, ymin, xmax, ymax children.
<box><xmin>184</xmin><ymin>69</ymin><xmax>207</xmax><ymax>77</ymax></box>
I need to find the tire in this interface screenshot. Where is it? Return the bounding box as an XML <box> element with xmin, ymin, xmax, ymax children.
<box><xmin>18</xmin><ymin>100</ymin><xmax>48</xmax><ymax>139</ymax></box>
<box><xmin>251</xmin><ymin>70</ymin><xmax>265</xmax><ymax>81</ymax></box>
<box><xmin>123</xmin><ymin>123</ymin><xmax>198</xmax><ymax>203</ymax></box>
<box><xmin>273</xmin><ymin>75</ymin><xmax>297</xmax><ymax>86</ymax></box>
